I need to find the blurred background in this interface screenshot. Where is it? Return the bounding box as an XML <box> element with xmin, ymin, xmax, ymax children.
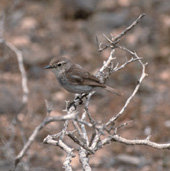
<box><xmin>0</xmin><ymin>0</ymin><xmax>170</xmax><ymax>170</ymax></box>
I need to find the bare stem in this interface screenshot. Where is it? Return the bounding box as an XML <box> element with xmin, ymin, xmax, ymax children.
<box><xmin>15</xmin><ymin>112</ymin><xmax>78</xmax><ymax>167</ymax></box>
<box><xmin>101</xmin><ymin>134</ymin><xmax>170</xmax><ymax>150</ymax></box>
<box><xmin>112</xmin><ymin>13</ymin><xmax>146</xmax><ymax>45</ymax></box>
<box><xmin>79</xmin><ymin>148</ymin><xmax>91</xmax><ymax>171</ymax></box>
<box><xmin>106</xmin><ymin>47</ymin><xmax>147</xmax><ymax>126</ymax></box>
<box><xmin>5</xmin><ymin>42</ymin><xmax>29</xmax><ymax>104</ymax></box>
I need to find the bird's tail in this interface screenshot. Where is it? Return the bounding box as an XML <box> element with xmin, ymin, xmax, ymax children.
<box><xmin>105</xmin><ymin>85</ymin><xmax>122</xmax><ymax>96</ymax></box>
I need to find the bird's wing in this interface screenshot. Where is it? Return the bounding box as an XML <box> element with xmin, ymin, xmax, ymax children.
<box><xmin>66</xmin><ymin>64</ymin><xmax>105</xmax><ymax>87</ymax></box>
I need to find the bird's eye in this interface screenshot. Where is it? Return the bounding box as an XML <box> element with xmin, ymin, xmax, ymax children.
<box><xmin>57</xmin><ymin>63</ymin><xmax>62</xmax><ymax>67</ymax></box>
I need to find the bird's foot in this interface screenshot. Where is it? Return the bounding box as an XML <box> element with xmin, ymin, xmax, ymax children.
<box><xmin>67</xmin><ymin>93</ymin><xmax>88</xmax><ymax>110</ymax></box>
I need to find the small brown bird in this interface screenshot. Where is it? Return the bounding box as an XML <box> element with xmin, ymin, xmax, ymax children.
<box><xmin>44</xmin><ymin>57</ymin><xmax>121</xmax><ymax>95</ymax></box>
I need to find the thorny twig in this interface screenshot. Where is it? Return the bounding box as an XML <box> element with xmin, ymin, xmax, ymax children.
<box><xmin>106</xmin><ymin>48</ymin><xmax>148</xmax><ymax>126</ymax></box>
<box><xmin>96</xmin><ymin>14</ymin><xmax>145</xmax><ymax>51</ymax></box>
<box><xmin>111</xmin><ymin>13</ymin><xmax>146</xmax><ymax>45</ymax></box>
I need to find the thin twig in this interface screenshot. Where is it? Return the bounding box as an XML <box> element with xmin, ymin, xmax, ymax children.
<box><xmin>112</xmin><ymin>13</ymin><xmax>146</xmax><ymax>45</ymax></box>
<box><xmin>84</xmin><ymin>92</ymin><xmax>96</xmax><ymax>125</ymax></box>
<box><xmin>106</xmin><ymin>48</ymin><xmax>147</xmax><ymax>126</ymax></box>
<box><xmin>99</xmin><ymin>49</ymin><xmax>116</xmax><ymax>73</ymax></box>
<box><xmin>44</xmin><ymin>136</ymin><xmax>75</xmax><ymax>171</ymax></box>
<box><xmin>114</xmin><ymin>120</ymin><xmax>133</xmax><ymax>134</ymax></box>
<box><xmin>72</xmin><ymin>120</ymin><xmax>83</xmax><ymax>137</ymax></box>
<box><xmin>80</xmin><ymin>111</ymin><xmax>89</xmax><ymax>146</ymax></box>
<box><xmin>43</xmin><ymin>136</ymin><xmax>74</xmax><ymax>155</ymax></box>
<box><xmin>113</xmin><ymin>57</ymin><xmax>142</xmax><ymax>72</ymax></box>
<box><xmin>60</xmin><ymin>120</ymin><xmax>69</xmax><ymax>140</ymax></box>
<box><xmin>15</xmin><ymin>112</ymin><xmax>78</xmax><ymax>167</ymax></box>
<box><xmin>5</xmin><ymin>42</ymin><xmax>29</xmax><ymax>104</ymax></box>
<box><xmin>0</xmin><ymin>11</ymin><xmax>5</xmax><ymax>42</ymax></box>
<box><xmin>101</xmin><ymin>134</ymin><xmax>170</xmax><ymax>150</ymax></box>
<box><xmin>67</xmin><ymin>133</ymin><xmax>94</xmax><ymax>154</ymax></box>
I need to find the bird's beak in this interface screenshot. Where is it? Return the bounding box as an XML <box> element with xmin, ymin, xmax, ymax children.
<box><xmin>44</xmin><ymin>65</ymin><xmax>53</xmax><ymax>69</ymax></box>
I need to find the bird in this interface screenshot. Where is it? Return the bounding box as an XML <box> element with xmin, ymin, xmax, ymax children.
<box><xmin>44</xmin><ymin>56</ymin><xmax>121</xmax><ymax>96</ymax></box>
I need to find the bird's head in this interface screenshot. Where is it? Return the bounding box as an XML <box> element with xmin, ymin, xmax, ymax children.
<box><xmin>44</xmin><ymin>57</ymin><xmax>72</xmax><ymax>77</ymax></box>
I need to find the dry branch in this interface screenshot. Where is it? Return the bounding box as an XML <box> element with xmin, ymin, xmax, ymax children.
<box><xmin>101</xmin><ymin>134</ymin><xmax>170</xmax><ymax>150</ymax></box>
<box><xmin>106</xmin><ymin>47</ymin><xmax>147</xmax><ymax>126</ymax></box>
<box><xmin>44</xmin><ymin>136</ymin><xmax>75</xmax><ymax>171</ymax></box>
<box><xmin>0</xmin><ymin>11</ymin><xmax>29</xmax><ymax>105</ymax></box>
<box><xmin>79</xmin><ymin>148</ymin><xmax>92</xmax><ymax>171</ymax></box>
<box><xmin>111</xmin><ymin>13</ymin><xmax>146</xmax><ymax>45</ymax></box>
<box><xmin>5</xmin><ymin>42</ymin><xmax>29</xmax><ymax>104</ymax></box>
<box><xmin>15</xmin><ymin>112</ymin><xmax>78</xmax><ymax>167</ymax></box>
